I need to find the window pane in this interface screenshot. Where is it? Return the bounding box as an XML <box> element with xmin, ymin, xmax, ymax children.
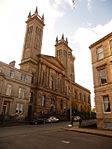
<box><xmin>18</xmin><ymin>88</ymin><xmax>22</xmax><ymax>98</ymax></box>
<box><xmin>10</xmin><ymin>70</ymin><xmax>15</xmax><ymax>78</ymax></box>
<box><xmin>16</xmin><ymin>103</ymin><xmax>19</xmax><ymax>113</ymax></box>
<box><xmin>6</xmin><ymin>84</ymin><xmax>12</xmax><ymax>96</ymax></box>
<box><xmin>99</xmin><ymin>69</ymin><xmax>106</xmax><ymax>76</ymax></box>
<box><xmin>103</xmin><ymin>95</ymin><xmax>111</xmax><ymax>112</ymax></box>
<box><xmin>99</xmin><ymin>69</ymin><xmax>107</xmax><ymax>84</ymax></box>
<box><xmin>41</xmin><ymin>96</ymin><xmax>45</xmax><ymax>107</ymax></box>
<box><xmin>20</xmin><ymin>104</ymin><xmax>23</xmax><ymax>112</ymax></box>
<box><xmin>109</xmin><ymin>40</ymin><xmax>112</xmax><ymax>48</ymax></box>
<box><xmin>97</xmin><ymin>47</ymin><xmax>103</xmax><ymax>53</ymax></box>
<box><xmin>22</xmin><ymin>90</ymin><xmax>25</xmax><ymax>99</ymax></box>
<box><xmin>101</xmin><ymin>77</ymin><xmax>107</xmax><ymax>84</ymax></box>
<box><xmin>97</xmin><ymin>46</ymin><xmax>104</xmax><ymax>60</ymax></box>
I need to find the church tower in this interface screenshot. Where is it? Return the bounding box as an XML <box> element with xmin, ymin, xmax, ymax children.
<box><xmin>20</xmin><ymin>7</ymin><xmax>44</xmax><ymax>72</ymax></box>
<box><xmin>55</xmin><ymin>34</ymin><xmax>75</xmax><ymax>82</ymax></box>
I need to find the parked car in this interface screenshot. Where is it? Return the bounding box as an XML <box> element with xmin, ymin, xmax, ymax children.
<box><xmin>46</xmin><ymin>116</ymin><xmax>59</xmax><ymax>123</ymax></box>
<box><xmin>73</xmin><ymin>116</ymin><xmax>81</xmax><ymax>122</ymax></box>
<box><xmin>30</xmin><ymin>117</ymin><xmax>46</xmax><ymax>125</ymax></box>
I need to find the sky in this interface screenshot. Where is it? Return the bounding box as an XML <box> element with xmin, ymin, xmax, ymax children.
<box><xmin>0</xmin><ymin>0</ymin><xmax>112</xmax><ymax>108</ymax></box>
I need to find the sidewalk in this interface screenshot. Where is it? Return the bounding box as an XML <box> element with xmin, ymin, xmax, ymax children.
<box><xmin>64</xmin><ymin>126</ymin><xmax>112</xmax><ymax>138</ymax></box>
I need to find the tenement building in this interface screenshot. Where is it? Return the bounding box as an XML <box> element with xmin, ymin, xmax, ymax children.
<box><xmin>0</xmin><ymin>61</ymin><xmax>32</xmax><ymax>119</ymax></box>
<box><xmin>0</xmin><ymin>7</ymin><xmax>91</xmax><ymax>121</ymax></box>
<box><xmin>89</xmin><ymin>32</ymin><xmax>112</xmax><ymax>130</ymax></box>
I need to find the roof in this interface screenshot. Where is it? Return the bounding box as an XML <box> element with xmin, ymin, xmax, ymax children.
<box><xmin>39</xmin><ymin>54</ymin><xmax>65</xmax><ymax>71</ymax></box>
<box><xmin>89</xmin><ymin>32</ymin><xmax>112</xmax><ymax>49</ymax></box>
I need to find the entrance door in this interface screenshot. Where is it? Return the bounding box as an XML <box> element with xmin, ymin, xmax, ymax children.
<box><xmin>2</xmin><ymin>102</ymin><xmax>9</xmax><ymax>116</ymax></box>
<box><xmin>28</xmin><ymin>105</ymin><xmax>33</xmax><ymax>120</ymax></box>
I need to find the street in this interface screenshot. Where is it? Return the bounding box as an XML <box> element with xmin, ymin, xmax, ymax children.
<box><xmin>0</xmin><ymin>122</ymin><xmax>112</xmax><ymax>149</ymax></box>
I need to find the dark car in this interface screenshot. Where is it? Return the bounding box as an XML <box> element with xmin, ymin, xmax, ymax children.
<box><xmin>30</xmin><ymin>117</ymin><xmax>46</xmax><ymax>125</ymax></box>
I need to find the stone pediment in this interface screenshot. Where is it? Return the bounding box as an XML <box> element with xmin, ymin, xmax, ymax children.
<box><xmin>40</xmin><ymin>54</ymin><xmax>65</xmax><ymax>71</ymax></box>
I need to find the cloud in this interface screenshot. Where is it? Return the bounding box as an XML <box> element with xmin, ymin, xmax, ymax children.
<box><xmin>100</xmin><ymin>0</ymin><xmax>107</xmax><ymax>1</ymax></box>
<box><xmin>37</xmin><ymin>0</ymin><xmax>65</xmax><ymax>55</ymax></box>
<box><xmin>87</xmin><ymin>0</ymin><xmax>92</xmax><ymax>10</ymax></box>
<box><xmin>71</xmin><ymin>19</ymin><xmax>112</xmax><ymax>60</ymax></box>
<box><xmin>69</xmin><ymin>19</ymin><xmax>112</xmax><ymax>107</ymax></box>
<box><xmin>93</xmin><ymin>20</ymin><xmax>112</xmax><ymax>38</ymax></box>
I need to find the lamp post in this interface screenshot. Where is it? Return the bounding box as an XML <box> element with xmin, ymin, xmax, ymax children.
<box><xmin>69</xmin><ymin>74</ymin><xmax>73</xmax><ymax>125</ymax></box>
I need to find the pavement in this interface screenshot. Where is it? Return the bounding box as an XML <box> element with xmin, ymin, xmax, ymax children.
<box><xmin>64</xmin><ymin>125</ymin><xmax>112</xmax><ymax>138</ymax></box>
<box><xmin>0</xmin><ymin>121</ymin><xmax>112</xmax><ymax>138</ymax></box>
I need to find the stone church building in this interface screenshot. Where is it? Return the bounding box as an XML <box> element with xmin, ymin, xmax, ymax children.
<box><xmin>0</xmin><ymin>7</ymin><xmax>91</xmax><ymax>120</ymax></box>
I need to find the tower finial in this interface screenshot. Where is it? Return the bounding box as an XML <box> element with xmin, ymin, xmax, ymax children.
<box><xmin>62</xmin><ymin>34</ymin><xmax>64</xmax><ymax>40</ymax></box>
<box><xmin>56</xmin><ymin>36</ymin><xmax>58</xmax><ymax>43</ymax></box>
<box><xmin>42</xmin><ymin>14</ymin><xmax>44</xmax><ymax>21</ymax></box>
<box><xmin>66</xmin><ymin>37</ymin><xmax>68</xmax><ymax>44</ymax></box>
<box><xmin>35</xmin><ymin>6</ymin><xmax>38</xmax><ymax>14</ymax></box>
<box><xmin>28</xmin><ymin>11</ymin><xmax>31</xmax><ymax>18</ymax></box>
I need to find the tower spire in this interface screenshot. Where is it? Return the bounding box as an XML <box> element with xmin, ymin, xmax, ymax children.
<box><xmin>66</xmin><ymin>37</ymin><xmax>68</xmax><ymax>44</ymax></box>
<box><xmin>42</xmin><ymin>14</ymin><xmax>44</xmax><ymax>21</ymax></box>
<box><xmin>28</xmin><ymin>11</ymin><xmax>31</xmax><ymax>18</ymax></box>
<box><xmin>62</xmin><ymin>34</ymin><xmax>64</xmax><ymax>40</ymax></box>
<box><xmin>56</xmin><ymin>36</ymin><xmax>58</xmax><ymax>43</ymax></box>
<box><xmin>35</xmin><ymin>6</ymin><xmax>38</xmax><ymax>14</ymax></box>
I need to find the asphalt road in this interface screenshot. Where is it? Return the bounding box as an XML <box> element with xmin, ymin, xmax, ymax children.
<box><xmin>0</xmin><ymin>122</ymin><xmax>112</xmax><ymax>149</ymax></box>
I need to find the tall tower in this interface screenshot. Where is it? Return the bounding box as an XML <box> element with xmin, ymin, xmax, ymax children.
<box><xmin>20</xmin><ymin>7</ymin><xmax>44</xmax><ymax>72</ymax></box>
<box><xmin>55</xmin><ymin>34</ymin><xmax>75</xmax><ymax>82</ymax></box>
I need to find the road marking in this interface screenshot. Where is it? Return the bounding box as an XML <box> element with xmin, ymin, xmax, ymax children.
<box><xmin>61</xmin><ymin>140</ymin><xmax>70</xmax><ymax>144</ymax></box>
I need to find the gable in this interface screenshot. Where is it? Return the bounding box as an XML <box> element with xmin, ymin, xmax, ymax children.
<box><xmin>39</xmin><ymin>54</ymin><xmax>65</xmax><ymax>71</ymax></box>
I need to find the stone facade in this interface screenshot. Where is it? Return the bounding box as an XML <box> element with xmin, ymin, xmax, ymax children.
<box><xmin>0</xmin><ymin>61</ymin><xmax>32</xmax><ymax>119</ymax></box>
<box><xmin>89</xmin><ymin>32</ymin><xmax>112</xmax><ymax>130</ymax></box>
<box><xmin>0</xmin><ymin>7</ymin><xmax>91</xmax><ymax>120</ymax></box>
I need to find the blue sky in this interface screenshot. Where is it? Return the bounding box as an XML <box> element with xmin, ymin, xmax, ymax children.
<box><xmin>0</xmin><ymin>0</ymin><xmax>112</xmax><ymax>108</ymax></box>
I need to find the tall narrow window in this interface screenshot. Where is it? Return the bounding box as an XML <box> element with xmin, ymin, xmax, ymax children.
<box><xmin>84</xmin><ymin>94</ymin><xmax>86</xmax><ymax>102</ymax></box>
<box><xmin>103</xmin><ymin>95</ymin><xmax>111</xmax><ymax>112</ymax></box>
<box><xmin>16</xmin><ymin>103</ymin><xmax>19</xmax><ymax>113</ymax></box>
<box><xmin>109</xmin><ymin>39</ymin><xmax>112</xmax><ymax>49</ymax></box>
<box><xmin>96</xmin><ymin>46</ymin><xmax>104</xmax><ymax>60</ymax></box>
<box><xmin>6</xmin><ymin>84</ymin><xmax>12</xmax><ymax>96</ymax></box>
<box><xmin>50</xmin><ymin>75</ymin><xmax>53</xmax><ymax>89</ymax></box>
<box><xmin>79</xmin><ymin>93</ymin><xmax>82</xmax><ymax>100</ymax></box>
<box><xmin>18</xmin><ymin>88</ymin><xmax>22</xmax><ymax>98</ymax></box>
<box><xmin>75</xmin><ymin>90</ymin><xmax>78</xmax><ymax>99</ymax></box>
<box><xmin>18</xmin><ymin>88</ymin><xmax>25</xmax><ymax>99</ymax></box>
<box><xmin>25</xmin><ymin>26</ymin><xmax>33</xmax><ymax>49</ymax></box>
<box><xmin>21</xmin><ymin>74</ymin><xmax>26</xmax><ymax>81</ymax></box>
<box><xmin>10</xmin><ymin>70</ymin><xmax>15</xmax><ymax>78</ymax></box>
<box><xmin>29</xmin><ymin>92</ymin><xmax>33</xmax><ymax>103</ymax></box>
<box><xmin>60</xmin><ymin>99</ymin><xmax>63</xmax><ymax>110</ymax></box>
<box><xmin>99</xmin><ymin>68</ymin><xmax>107</xmax><ymax>85</ymax></box>
<box><xmin>20</xmin><ymin>104</ymin><xmax>23</xmax><ymax>113</ymax></box>
<box><xmin>41</xmin><ymin>95</ymin><xmax>45</xmax><ymax>107</ymax></box>
<box><xmin>16</xmin><ymin>103</ymin><xmax>24</xmax><ymax>113</ymax></box>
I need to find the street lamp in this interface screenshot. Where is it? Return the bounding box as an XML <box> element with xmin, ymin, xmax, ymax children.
<box><xmin>69</xmin><ymin>74</ymin><xmax>73</xmax><ymax>126</ymax></box>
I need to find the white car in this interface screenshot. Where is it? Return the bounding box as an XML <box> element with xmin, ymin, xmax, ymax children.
<box><xmin>74</xmin><ymin>116</ymin><xmax>81</xmax><ymax>122</ymax></box>
<box><xmin>46</xmin><ymin>116</ymin><xmax>59</xmax><ymax>123</ymax></box>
